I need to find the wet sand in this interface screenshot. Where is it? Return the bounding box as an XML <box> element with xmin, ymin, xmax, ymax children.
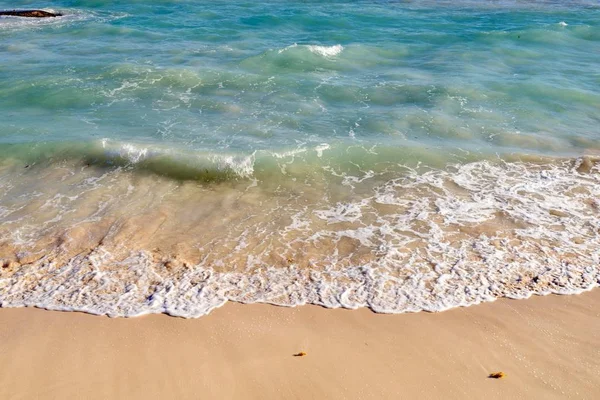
<box><xmin>1</xmin><ymin>290</ymin><xmax>599</xmax><ymax>399</ymax></box>
<box><xmin>3</xmin><ymin>158</ymin><xmax>600</xmax><ymax>318</ymax></box>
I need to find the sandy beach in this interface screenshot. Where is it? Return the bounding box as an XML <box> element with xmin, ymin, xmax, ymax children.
<box><xmin>1</xmin><ymin>290</ymin><xmax>599</xmax><ymax>399</ymax></box>
<box><xmin>2</xmin><ymin>2</ymin><xmax>600</xmax><ymax>399</ymax></box>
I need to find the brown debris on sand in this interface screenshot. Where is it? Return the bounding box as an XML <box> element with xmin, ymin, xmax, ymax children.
<box><xmin>488</xmin><ymin>372</ymin><xmax>505</xmax><ymax>379</ymax></box>
<box><xmin>0</xmin><ymin>10</ymin><xmax>63</xmax><ymax>18</ymax></box>
<box><xmin>293</xmin><ymin>352</ymin><xmax>307</xmax><ymax>357</ymax></box>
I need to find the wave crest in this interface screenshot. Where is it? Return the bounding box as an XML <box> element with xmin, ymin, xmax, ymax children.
<box><xmin>1</xmin><ymin>157</ymin><xmax>599</xmax><ymax>317</ymax></box>
<box><xmin>307</xmin><ymin>44</ymin><xmax>344</xmax><ymax>57</ymax></box>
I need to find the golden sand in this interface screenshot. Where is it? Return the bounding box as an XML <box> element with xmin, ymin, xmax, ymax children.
<box><xmin>1</xmin><ymin>290</ymin><xmax>599</xmax><ymax>399</ymax></box>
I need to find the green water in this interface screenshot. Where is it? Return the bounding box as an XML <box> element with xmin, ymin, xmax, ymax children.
<box><xmin>1</xmin><ymin>0</ymin><xmax>599</xmax><ymax>176</ymax></box>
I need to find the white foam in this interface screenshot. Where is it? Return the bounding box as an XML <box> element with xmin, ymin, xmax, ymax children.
<box><xmin>314</xmin><ymin>200</ymin><xmax>369</xmax><ymax>224</ymax></box>
<box><xmin>307</xmin><ymin>44</ymin><xmax>344</xmax><ymax>57</ymax></box>
<box><xmin>1</xmin><ymin>159</ymin><xmax>599</xmax><ymax>318</ymax></box>
<box><xmin>208</xmin><ymin>152</ymin><xmax>255</xmax><ymax>178</ymax></box>
<box><xmin>120</xmin><ymin>143</ymin><xmax>149</xmax><ymax>163</ymax></box>
<box><xmin>315</xmin><ymin>143</ymin><xmax>330</xmax><ymax>158</ymax></box>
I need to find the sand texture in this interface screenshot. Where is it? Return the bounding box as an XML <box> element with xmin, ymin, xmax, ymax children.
<box><xmin>1</xmin><ymin>290</ymin><xmax>599</xmax><ymax>399</ymax></box>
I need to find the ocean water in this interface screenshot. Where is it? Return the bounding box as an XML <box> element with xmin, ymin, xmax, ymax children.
<box><xmin>0</xmin><ymin>0</ymin><xmax>599</xmax><ymax>317</ymax></box>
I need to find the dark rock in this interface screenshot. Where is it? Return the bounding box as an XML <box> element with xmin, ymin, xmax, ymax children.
<box><xmin>0</xmin><ymin>10</ymin><xmax>63</xmax><ymax>18</ymax></box>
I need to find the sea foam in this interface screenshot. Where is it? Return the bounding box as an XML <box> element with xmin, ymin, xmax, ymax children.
<box><xmin>1</xmin><ymin>158</ymin><xmax>598</xmax><ymax>318</ymax></box>
<box><xmin>307</xmin><ymin>44</ymin><xmax>344</xmax><ymax>57</ymax></box>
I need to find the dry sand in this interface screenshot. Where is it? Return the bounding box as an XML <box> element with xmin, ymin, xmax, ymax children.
<box><xmin>1</xmin><ymin>290</ymin><xmax>599</xmax><ymax>400</ymax></box>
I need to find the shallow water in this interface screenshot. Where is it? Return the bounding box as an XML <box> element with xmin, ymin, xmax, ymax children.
<box><xmin>0</xmin><ymin>0</ymin><xmax>599</xmax><ymax>316</ymax></box>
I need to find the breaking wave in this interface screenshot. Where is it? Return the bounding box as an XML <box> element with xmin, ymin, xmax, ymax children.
<box><xmin>1</xmin><ymin>156</ymin><xmax>599</xmax><ymax>317</ymax></box>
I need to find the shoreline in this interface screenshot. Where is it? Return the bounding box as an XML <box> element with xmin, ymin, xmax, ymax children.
<box><xmin>2</xmin><ymin>156</ymin><xmax>599</xmax><ymax>319</ymax></box>
<box><xmin>1</xmin><ymin>290</ymin><xmax>599</xmax><ymax>399</ymax></box>
<box><xmin>1</xmin><ymin>282</ymin><xmax>599</xmax><ymax>319</ymax></box>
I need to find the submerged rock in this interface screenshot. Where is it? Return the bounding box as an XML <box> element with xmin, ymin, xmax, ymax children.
<box><xmin>0</xmin><ymin>10</ymin><xmax>63</xmax><ymax>18</ymax></box>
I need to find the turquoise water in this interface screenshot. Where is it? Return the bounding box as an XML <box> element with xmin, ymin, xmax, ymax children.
<box><xmin>1</xmin><ymin>1</ymin><xmax>600</xmax><ymax>317</ymax></box>
<box><xmin>1</xmin><ymin>0</ymin><xmax>599</xmax><ymax>171</ymax></box>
